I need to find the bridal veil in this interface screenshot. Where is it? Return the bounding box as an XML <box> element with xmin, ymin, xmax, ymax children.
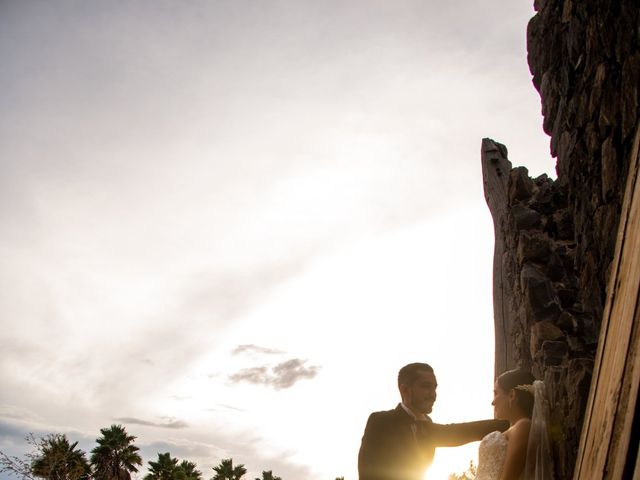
<box><xmin>524</xmin><ymin>380</ymin><xmax>554</xmax><ymax>479</ymax></box>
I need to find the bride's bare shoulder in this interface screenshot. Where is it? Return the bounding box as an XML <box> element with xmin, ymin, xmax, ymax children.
<box><xmin>504</xmin><ymin>418</ymin><xmax>531</xmax><ymax>440</ymax></box>
<box><xmin>513</xmin><ymin>418</ymin><xmax>532</xmax><ymax>430</ymax></box>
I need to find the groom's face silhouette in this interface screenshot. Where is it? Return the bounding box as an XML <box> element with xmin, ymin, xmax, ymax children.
<box><xmin>400</xmin><ymin>369</ymin><xmax>438</xmax><ymax>416</ymax></box>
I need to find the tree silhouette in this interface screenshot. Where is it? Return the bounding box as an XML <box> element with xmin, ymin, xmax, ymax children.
<box><xmin>90</xmin><ymin>425</ymin><xmax>142</xmax><ymax>480</ymax></box>
<box><xmin>0</xmin><ymin>435</ymin><xmax>35</xmax><ymax>480</ymax></box>
<box><xmin>30</xmin><ymin>434</ymin><xmax>90</xmax><ymax>480</ymax></box>
<box><xmin>211</xmin><ymin>459</ymin><xmax>246</xmax><ymax>480</ymax></box>
<box><xmin>175</xmin><ymin>460</ymin><xmax>202</xmax><ymax>480</ymax></box>
<box><xmin>448</xmin><ymin>460</ymin><xmax>477</xmax><ymax>480</ymax></box>
<box><xmin>254</xmin><ymin>471</ymin><xmax>281</xmax><ymax>480</ymax></box>
<box><xmin>144</xmin><ymin>453</ymin><xmax>180</xmax><ymax>480</ymax></box>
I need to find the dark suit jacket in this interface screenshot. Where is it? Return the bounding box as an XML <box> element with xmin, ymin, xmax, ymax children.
<box><xmin>357</xmin><ymin>404</ymin><xmax>508</xmax><ymax>480</ymax></box>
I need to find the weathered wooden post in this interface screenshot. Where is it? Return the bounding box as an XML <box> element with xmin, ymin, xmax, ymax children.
<box><xmin>481</xmin><ymin>138</ymin><xmax>517</xmax><ymax>377</ymax></box>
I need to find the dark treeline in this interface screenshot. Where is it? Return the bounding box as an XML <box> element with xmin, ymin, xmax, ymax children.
<box><xmin>0</xmin><ymin>425</ymin><xmax>345</xmax><ymax>480</ymax></box>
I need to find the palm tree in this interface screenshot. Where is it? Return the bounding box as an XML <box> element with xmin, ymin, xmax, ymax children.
<box><xmin>90</xmin><ymin>425</ymin><xmax>142</xmax><ymax>480</ymax></box>
<box><xmin>175</xmin><ymin>461</ymin><xmax>201</xmax><ymax>480</ymax></box>
<box><xmin>210</xmin><ymin>459</ymin><xmax>245</xmax><ymax>480</ymax></box>
<box><xmin>30</xmin><ymin>434</ymin><xmax>90</xmax><ymax>480</ymax></box>
<box><xmin>254</xmin><ymin>471</ymin><xmax>281</xmax><ymax>480</ymax></box>
<box><xmin>144</xmin><ymin>453</ymin><xmax>180</xmax><ymax>480</ymax></box>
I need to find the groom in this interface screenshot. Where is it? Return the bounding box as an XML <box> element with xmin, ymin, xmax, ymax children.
<box><xmin>358</xmin><ymin>362</ymin><xmax>508</xmax><ymax>480</ymax></box>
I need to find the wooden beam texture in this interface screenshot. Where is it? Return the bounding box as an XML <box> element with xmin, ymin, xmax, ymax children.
<box><xmin>573</xmin><ymin>123</ymin><xmax>640</xmax><ymax>479</ymax></box>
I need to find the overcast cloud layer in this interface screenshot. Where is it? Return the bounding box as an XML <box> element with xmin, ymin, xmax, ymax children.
<box><xmin>0</xmin><ymin>2</ymin><xmax>552</xmax><ymax>479</ymax></box>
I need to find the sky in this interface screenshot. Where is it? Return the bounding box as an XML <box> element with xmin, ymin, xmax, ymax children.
<box><xmin>0</xmin><ymin>1</ymin><xmax>555</xmax><ymax>479</ymax></box>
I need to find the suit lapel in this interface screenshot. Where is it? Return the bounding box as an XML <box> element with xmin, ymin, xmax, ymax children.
<box><xmin>394</xmin><ymin>404</ymin><xmax>423</xmax><ymax>452</ymax></box>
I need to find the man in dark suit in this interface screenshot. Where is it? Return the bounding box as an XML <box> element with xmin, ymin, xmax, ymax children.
<box><xmin>358</xmin><ymin>362</ymin><xmax>508</xmax><ymax>480</ymax></box>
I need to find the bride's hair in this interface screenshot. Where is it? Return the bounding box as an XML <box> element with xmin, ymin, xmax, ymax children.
<box><xmin>497</xmin><ymin>368</ymin><xmax>536</xmax><ymax>417</ymax></box>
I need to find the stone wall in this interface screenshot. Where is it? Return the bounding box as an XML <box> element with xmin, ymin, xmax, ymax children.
<box><xmin>528</xmin><ymin>0</ymin><xmax>639</xmax><ymax>342</ymax></box>
<box><xmin>482</xmin><ymin>139</ymin><xmax>594</xmax><ymax>479</ymax></box>
<box><xmin>482</xmin><ymin>1</ymin><xmax>640</xmax><ymax>478</ymax></box>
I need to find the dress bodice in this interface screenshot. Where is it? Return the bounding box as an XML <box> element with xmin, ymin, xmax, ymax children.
<box><xmin>475</xmin><ymin>431</ymin><xmax>507</xmax><ymax>480</ymax></box>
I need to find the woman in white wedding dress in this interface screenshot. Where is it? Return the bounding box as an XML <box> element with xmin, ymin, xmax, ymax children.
<box><xmin>475</xmin><ymin>369</ymin><xmax>553</xmax><ymax>480</ymax></box>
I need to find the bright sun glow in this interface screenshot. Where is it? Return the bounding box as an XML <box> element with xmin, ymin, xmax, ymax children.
<box><xmin>144</xmin><ymin>205</ymin><xmax>497</xmax><ymax>479</ymax></box>
<box><xmin>1</xmin><ymin>2</ymin><xmax>551</xmax><ymax>480</ymax></box>
<box><xmin>425</xmin><ymin>444</ymin><xmax>480</xmax><ymax>480</ymax></box>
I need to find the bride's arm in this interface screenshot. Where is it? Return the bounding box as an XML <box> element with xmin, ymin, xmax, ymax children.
<box><xmin>500</xmin><ymin>419</ymin><xmax>531</xmax><ymax>480</ymax></box>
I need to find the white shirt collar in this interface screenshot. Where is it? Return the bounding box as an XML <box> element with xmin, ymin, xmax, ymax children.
<box><xmin>400</xmin><ymin>402</ymin><xmax>429</xmax><ymax>421</ymax></box>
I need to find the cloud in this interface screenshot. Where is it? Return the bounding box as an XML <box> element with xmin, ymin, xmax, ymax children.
<box><xmin>0</xmin><ymin>253</ymin><xmax>315</xmax><ymax>418</ymax></box>
<box><xmin>139</xmin><ymin>439</ymin><xmax>222</xmax><ymax>466</ymax></box>
<box><xmin>171</xmin><ymin>395</ymin><xmax>192</xmax><ymax>402</ymax></box>
<box><xmin>0</xmin><ymin>2</ymin><xmax>547</xmax><ymax>480</ymax></box>
<box><xmin>0</xmin><ymin>406</ymin><xmax>42</xmax><ymax>424</ymax></box>
<box><xmin>228</xmin><ymin>359</ymin><xmax>321</xmax><ymax>389</ymax></box>
<box><xmin>0</xmin><ymin>421</ymin><xmax>31</xmax><ymax>445</ymax></box>
<box><xmin>113</xmin><ymin>418</ymin><xmax>188</xmax><ymax>429</ymax></box>
<box><xmin>205</xmin><ymin>404</ymin><xmax>247</xmax><ymax>413</ymax></box>
<box><xmin>232</xmin><ymin>344</ymin><xmax>284</xmax><ymax>356</ymax></box>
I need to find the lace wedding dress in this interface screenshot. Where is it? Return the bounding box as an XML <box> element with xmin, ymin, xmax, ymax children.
<box><xmin>475</xmin><ymin>381</ymin><xmax>554</xmax><ymax>480</ymax></box>
<box><xmin>475</xmin><ymin>431</ymin><xmax>508</xmax><ymax>480</ymax></box>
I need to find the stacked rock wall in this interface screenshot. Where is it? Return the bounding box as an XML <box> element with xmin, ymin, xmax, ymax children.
<box><xmin>482</xmin><ymin>140</ymin><xmax>594</xmax><ymax>479</ymax></box>
<box><xmin>483</xmin><ymin>1</ymin><xmax>640</xmax><ymax>478</ymax></box>
<box><xmin>528</xmin><ymin>0</ymin><xmax>639</xmax><ymax>343</ymax></box>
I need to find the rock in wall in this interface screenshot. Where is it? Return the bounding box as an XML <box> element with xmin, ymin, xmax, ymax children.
<box><xmin>482</xmin><ymin>1</ymin><xmax>640</xmax><ymax>478</ymax></box>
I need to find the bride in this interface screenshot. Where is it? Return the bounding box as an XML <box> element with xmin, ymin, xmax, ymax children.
<box><xmin>475</xmin><ymin>369</ymin><xmax>553</xmax><ymax>480</ymax></box>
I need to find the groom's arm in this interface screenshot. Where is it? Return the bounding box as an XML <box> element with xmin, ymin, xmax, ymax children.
<box><xmin>421</xmin><ymin>419</ymin><xmax>509</xmax><ymax>447</ymax></box>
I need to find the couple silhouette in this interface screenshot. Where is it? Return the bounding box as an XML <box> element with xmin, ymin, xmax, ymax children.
<box><xmin>358</xmin><ymin>362</ymin><xmax>553</xmax><ymax>480</ymax></box>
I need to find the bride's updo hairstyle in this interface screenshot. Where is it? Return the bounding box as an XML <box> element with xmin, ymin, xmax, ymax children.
<box><xmin>497</xmin><ymin>369</ymin><xmax>536</xmax><ymax>417</ymax></box>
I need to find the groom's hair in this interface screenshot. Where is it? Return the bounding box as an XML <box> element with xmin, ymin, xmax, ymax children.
<box><xmin>398</xmin><ymin>362</ymin><xmax>434</xmax><ymax>388</ymax></box>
